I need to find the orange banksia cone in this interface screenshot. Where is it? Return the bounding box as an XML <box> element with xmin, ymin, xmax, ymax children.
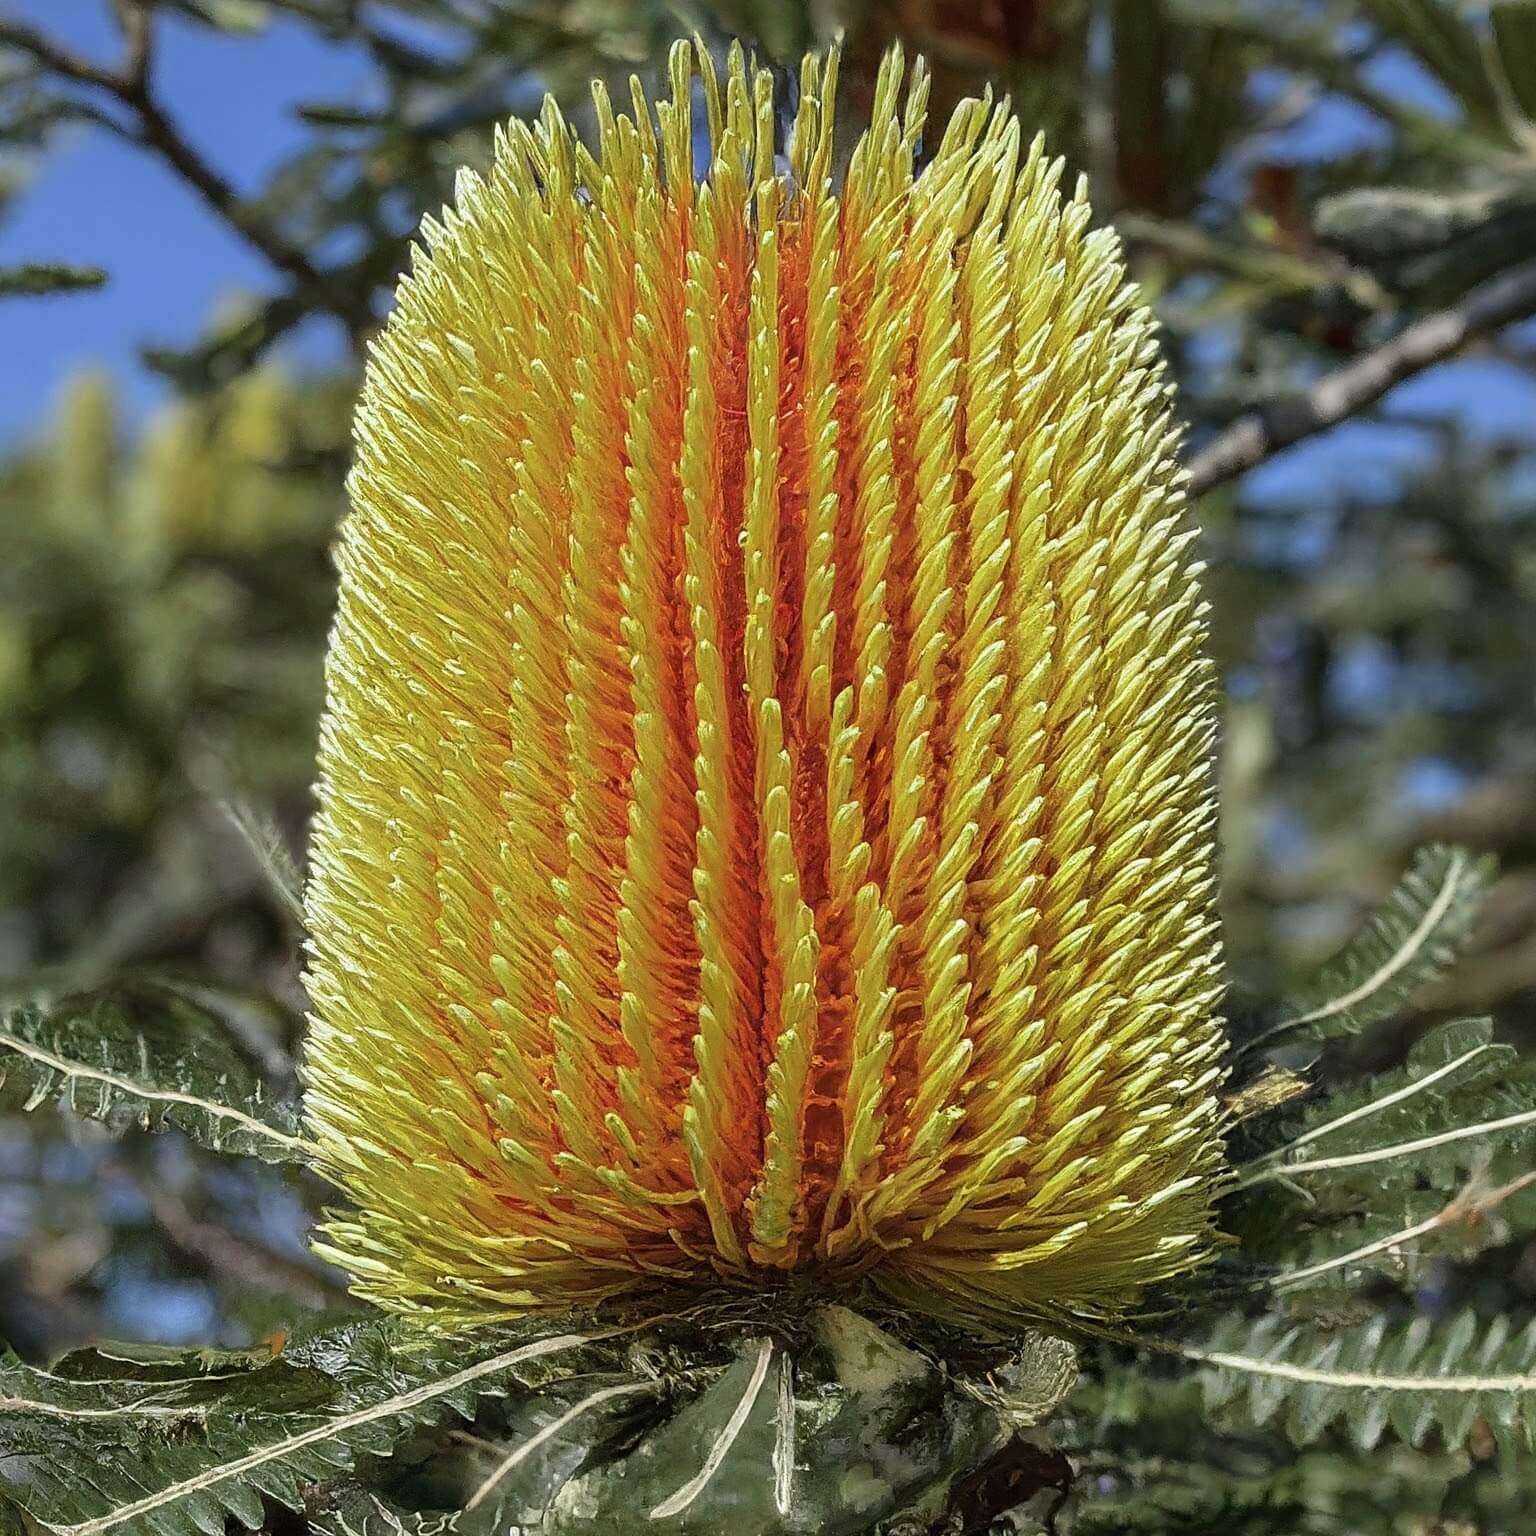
<box><xmin>303</xmin><ymin>41</ymin><xmax>1228</xmax><ymax>1329</ymax></box>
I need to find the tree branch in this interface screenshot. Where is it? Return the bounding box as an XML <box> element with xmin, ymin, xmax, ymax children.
<box><xmin>129</xmin><ymin>91</ymin><xmax>325</xmax><ymax>293</ymax></box>
<box><xmin>0</xmin><ymin>17</ymin><xmax>122</xmax><ymax>92</ymax></box>
<box><xmin>0</xmin><ymin>7</ymin><xmax>346</xmax><ymax>316</ymax></box>
<box><xmin>1186</xmin><ymin>258</ymin><xmax>1536</xmax><ymax>496</ymax></box>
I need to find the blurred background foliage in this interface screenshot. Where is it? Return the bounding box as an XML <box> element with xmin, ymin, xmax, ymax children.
<box><xmin>5</xmin><ymin>0</ymin><xmax>1536</xmax><ymax>1530</ymax></box>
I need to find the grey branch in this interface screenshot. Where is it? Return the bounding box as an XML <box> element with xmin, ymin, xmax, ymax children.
<box><xmin>1186</xmin><ymin>258</ymin><xmax>1536</xmax><ymax>496</ymax></box>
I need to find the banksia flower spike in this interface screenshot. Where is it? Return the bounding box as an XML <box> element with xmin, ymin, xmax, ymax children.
<box><xmin>303</xmin><ymin>41</ymin><xmax>1228</xmax><ymax>1331</ymax></box>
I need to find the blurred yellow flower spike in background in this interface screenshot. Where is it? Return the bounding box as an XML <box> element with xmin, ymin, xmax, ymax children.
<box><xmin>302</xmin><ymin>39</ymin><xmax>1229</xmax><ymax>1331</ymax></box>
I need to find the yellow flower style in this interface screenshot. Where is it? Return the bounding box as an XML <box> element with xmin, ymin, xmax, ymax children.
<box><xmin>303</xmin><ymin>41</ymin><xmax>1228</xmax><ymax>1330</ymax></box>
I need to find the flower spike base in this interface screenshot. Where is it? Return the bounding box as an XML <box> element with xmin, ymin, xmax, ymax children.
<box><xmin>448</xmin><ymin>1306</ymin><xmax>1078</xmax><ymax>1536</ymax></box>
<box><xmin>304</xmin><ymin>35</ymin><xmax>1229</xmax><ymax>1336</ymax></box>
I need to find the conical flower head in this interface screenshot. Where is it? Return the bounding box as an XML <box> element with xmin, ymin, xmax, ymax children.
<box><xmin>304</xmin><ymin>42</ymin><xmax>1228</xmax><ymax>1329</ymax></box>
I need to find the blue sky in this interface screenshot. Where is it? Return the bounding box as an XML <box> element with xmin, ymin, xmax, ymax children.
<box><xmin>0</xmin><ymin>0</ymin><xmax>368</xmax><ymax>444</ymax></box>
<box><xmin>2</xmin><ymin>3</ymin><xmax>1534</xmax><ymax>501</ymax></box>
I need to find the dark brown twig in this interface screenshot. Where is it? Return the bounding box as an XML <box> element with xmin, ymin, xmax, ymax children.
<box><xmin>0</xmin><ymin>6</ymin><xmax>350</xmax><ymax>316</ymax></box>
<box><xmin>1186</xmin><ymin>258</ymin><xmax>1536</xmax><ymax>495</ymax></box>
<box><xmin>0</xmin><ymin>16</ymin><xmax>122</xmax><ymax>91</ymax></box>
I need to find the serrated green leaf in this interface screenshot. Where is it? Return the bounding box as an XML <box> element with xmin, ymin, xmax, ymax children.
<box><xmin>1270</xmin><ymin>1164</ymin><xmax>1536</xmax><ymax>1294</ymax></box>
<box><xmin>451</xmin><ymin>1372</ymin><xmax>663</xmax><ymax>1535</ymax></box>
<box><xmin>0</xmin><ymin>1338</ymin><xmax>335</xmax><ymax>1461</ymax></box>
<box><xmin>547</xmin><ymin>1341</ymin><xmax>782</xmax><ymax>1535</ymax></box>
<box><xmin>1238</xmin><ymin>1017</ymin><xmax>1536</xmax><ymax>1196</ymax></box>
<box><xmin>0</xmin><ymin>1317</ymin><xmax>616</xmax><ymax>1536</ymax></box>
<box><xmin>0</xmin><ymin>984</ymin><xmax>309</xmax><ymax>1164</ymax></box>
<box><xmin>306</xmin><ymin>1489</ymin><xmax>447</xmax><ymax>1536</ymax></box>
<box><xmin>1179</xmin><ymin>1309</ymin><xmax>1536</xmax><ymax>1455</ymax></box>
<box><xmin>1064</xmin><ymin>1354</ymin><xmax>1534</xmax><ymax>1531</ymax></box>
<box><xmin>0</xmin><ymin>1305</ymin><xmax>1068</xmax><ymax>1536</ymax></box>
<box><xmin>1240</xmin><ymin>846</ymin><xmax>1495</xmax><ymax>1056</ymax></box>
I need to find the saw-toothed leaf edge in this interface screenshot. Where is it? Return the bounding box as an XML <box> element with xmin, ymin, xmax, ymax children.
<box><xmin>0</xmin><ymin>983</ymin><xmax>309</xmax><ymax>1164</ymax></box>
<box><xmin>1266</xmin><ymin>1165</ymin><xmax>1536</xmax><ymax>1296</ymax></box>
<box><xmin>0</xmin><ymin>1316</ymin><xmax>616</xmax><ymax>1536</ymax></box>
<box><xmin>1183</xmin><ymin>1308</ymin><xmax>1536</xmax><ymax>1455</ymax></box>
<box><xmin>1237</xmin><ymin>1017</ymin><xmax>1536</xmax><ymax>1197</ymax></box>
<box><xmin>1240</xmin><ymin>846</ymin><xmax>1495</xmax><ymax>1056</ymax></box>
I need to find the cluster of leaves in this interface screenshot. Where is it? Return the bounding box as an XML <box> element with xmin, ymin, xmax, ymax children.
<box><xmin>0</xmin><ymin>368</ymin><xmax>342</xmax><ymax>1359</ymax></box>
<box><xmin>0</xmin><ymin>839</ymin><xmax>1533</xmax><ymax>1533</ymax></box>
<box><xmin>0</xmin><ymin>1313</ymin><xmax>636</xmax><ymax>1536</ymax></box>
<box><xmin>0</xmin><ymin>1281</ymin><xmax>1081</xmax><ymax>1536</ymax></box>
<box><xmin>1059</xmin><ymin>844</ymin><xmax>1536</xmax><ymax>1534</ymax></box>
